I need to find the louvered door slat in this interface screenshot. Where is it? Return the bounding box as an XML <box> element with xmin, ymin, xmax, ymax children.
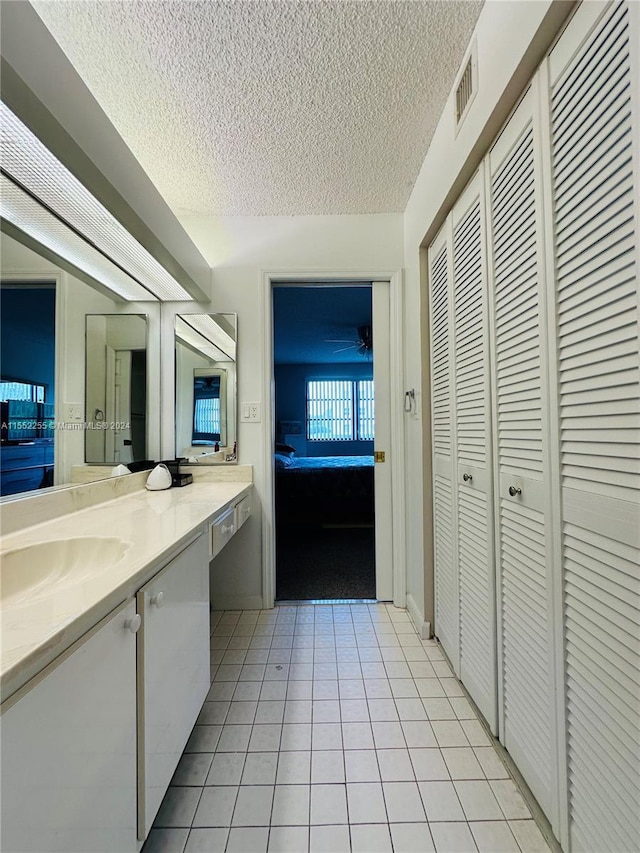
<box><xmin>552</xmin><ymin>2</ymin><xmax>626</xmax><ymax>107</ymax></box>
<box><xmin>429</xmin><ymin>228</ymin><xmax>460</xmax><ymax>673</ymax></box>
<box><xmin>458</xmin><ymin>488</ymin><xmax>493</xmax><ymax>721</ymax></box>
<box><xmin>433</xmin><ymin>474</ymin><xmax>457</xmax><ymax>665</ymax></box>
<box><xmin>499</xmin><ymin>498</ymin><xmax>552</xmax><ymax>809</ymax></box>
<box><xmin>549</xmin><ymin>3</ymin><xmax>640</xmax><ymax>849</ymax></box>
<box><xmin>555</xmin><ymin>143</ymin><xmax>632</xmax><ymax>235</ymax></box>
<box><xmin>451</xmin><ymin>179</ymin><xmax>496</xmax><ymax>731</ymax></box>
<box><xmin>567</xmin><ymin>578</ymin><xmax>638</xmax><ymax>630</ymax></box>
<box><xmin>493</xmin><ymin>242</ymin><xmax>537</xmax><ymax>292</ymax></box>
<box><xmin>567</xmin><ymin>627</ymin><xmax>639</xmax><ymax>707</ymax></box>
<box><xmin>491</xmin><ymin>120</ymin><xmax>544</xmax><ymax>483</ymax></box>
<box><xmin>555</xmin><ymin>85</ymin><xmax>630</xmax><ymax>185</ymax></box>
<box><xmin>559</xmin><ymin>271</ymin><xmax>634</xmax><ymax>324</ymax></box>
<box><xmin>488</xmin><ymin>85</ymin><xmax>557</xmax><ymax>824</ymax></box>
<box><xmin>431</xmin><ymin>245</ymin><xmax>452</xmax><ymax>459</ymax></box>
<box><xmin>552</xmin><ymin>0</ymin><xmax>637</xmax><ymax>476</ymax></box>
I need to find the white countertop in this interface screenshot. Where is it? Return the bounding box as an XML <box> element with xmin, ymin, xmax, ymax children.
<box><xmin>0</xmin><ymin>479</ymin><xmax>252</xmax><ymax>703</ymax></box>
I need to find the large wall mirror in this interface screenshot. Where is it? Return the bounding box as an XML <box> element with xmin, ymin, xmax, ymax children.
<box><xmin>85</xmin><ymin>314</ymin><xmax>148</xmax><ymax>465</ymax></box>
<box><xmin>175</xmin><ymin>314</ymin><xmax>237</xmax><ymax>463</ymax></box>
<box><xmin>0</xmin><ymin>230</ymin><xmax>159</xmax><ymax>498</ymax></box>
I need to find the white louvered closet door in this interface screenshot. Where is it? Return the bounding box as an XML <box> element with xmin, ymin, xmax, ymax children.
<box><xmin>428</xmin><ymin>225</ymin><xmax>459</xmax><ymax>673</ymax></box>
<box><xmin>451</xmin><ymin>173</ymin><xmax>497</xmax><ymax>732</ymax></box>
<box><xmin>546</xmin><ymin>3</ymin><xmax>640</xmax><ymax>850</ymax></box>
<box><xmin>486</xmin><ymin>88</ymin><xmax>559</xmax><ymax>825</ymax></box>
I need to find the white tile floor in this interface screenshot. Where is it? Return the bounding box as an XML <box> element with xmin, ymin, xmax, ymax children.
<box><xmin>143</xmin><ymin>604</ymin><xmax>552</xmax><ymax>853</ymax></box>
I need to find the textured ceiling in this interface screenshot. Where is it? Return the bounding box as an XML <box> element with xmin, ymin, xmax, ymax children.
<box><xmin>32</xmin><ymin>1</ymin><xmax>483</xmax><ymax>217</ymax></box>
<box><xmin>274</xmin><ymin>286</ymin><xmax>372</xmax><ymax>364</ymax></box>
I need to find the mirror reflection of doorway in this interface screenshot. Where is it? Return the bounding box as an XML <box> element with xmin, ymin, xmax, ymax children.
<box><xmin>107</xmin><ymin>348</ymin><xmax>147</xmax><ymax>464</ymax></box>
<box><xmin>0</xmin><ymin>282</ymin><xmax>56</xmax><ymax>497</ymax></box>
<box><xmin>85</xmin><ymin>314</ymin><xmax>147</xmax><ymax>465</ymax></box>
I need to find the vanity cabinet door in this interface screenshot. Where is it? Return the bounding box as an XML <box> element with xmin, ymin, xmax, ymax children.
<box><xmin>0</xmin><ymin>599</ymin><xmax>138</xmax><ymax>853</ymax></box>
<box><xmin>138</xmin><ymin>532</ymin><xmax>210</xmax><ymax>838</ymax></box>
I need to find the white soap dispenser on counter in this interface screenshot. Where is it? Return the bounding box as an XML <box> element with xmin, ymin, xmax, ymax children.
<box><xmin>145</xmin><ymin>463</ymin><xmax>172</xmax><ymax>491</ymax></box>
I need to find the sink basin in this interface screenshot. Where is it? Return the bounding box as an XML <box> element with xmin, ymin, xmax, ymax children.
<box><xmin>1</xmin><ymin>537</ymin><xmax>131</xmax><ymax>605</ymax></box>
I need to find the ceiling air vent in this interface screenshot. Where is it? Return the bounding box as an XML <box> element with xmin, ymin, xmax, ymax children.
<box><xmin>455</xmin><ymin>44</ymin><xmax>477</xmax><ymax>130</ymax></box>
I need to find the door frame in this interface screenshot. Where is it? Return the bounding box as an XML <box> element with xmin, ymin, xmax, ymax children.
<box><xmin>261</xmin><ymin>269</ymin><xmax>406</xmax><ymax>609</ymax></box>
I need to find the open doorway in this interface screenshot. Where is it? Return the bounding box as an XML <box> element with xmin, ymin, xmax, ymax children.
<box><xmin>273</xmin><ymin>284</ymin><xmax>378</xmax><ymax>600</ymax></box>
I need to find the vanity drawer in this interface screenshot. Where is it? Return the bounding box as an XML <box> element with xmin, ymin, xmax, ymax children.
<box><xmin>210</xmin><ymin>506</ymin><xmax>236</xmax><ymax>559</ymax></box>
<box><xmin>234</xmin><ymin>494</ymin><xmax>251</xmax><ymax>531</ymax></box>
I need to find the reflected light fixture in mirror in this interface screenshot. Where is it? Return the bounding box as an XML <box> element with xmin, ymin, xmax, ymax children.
<box><xmin>0</xmin><ymin>101</ymin><xmax>194</xmax><ymax>301</ymax></box>
<box><xmin>175</xmin><ymin>314</ymin><xmax>237</xmax><ymax>463</ymax></box>
<box><xmin>175</xmin><ymin>314</ymin><xmax>236</xmax><ymax>361</ymax></box>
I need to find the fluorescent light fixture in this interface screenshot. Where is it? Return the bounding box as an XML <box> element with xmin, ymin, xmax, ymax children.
<box><xmin>0</xmin><ymin>101</ymin><xmax>194</xmax><ymax>301</ymax></box>
<box><xmin>176</xmin><ymin>315</ymin><xmax>235</xmax><ymax>362</ymax></box>
<box><xmin>1</xmin><ymin>175</ymin><xmax>154</xmax><ymax>300</ymax></box>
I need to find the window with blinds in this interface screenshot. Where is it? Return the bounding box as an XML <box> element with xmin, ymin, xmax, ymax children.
<box><xmin>357</xmin><ymin>379</ymin><xmax>375</xmax><ymax>440</ymax></box>
<box><xmin>0</xmin><ymin>380</ymin><xmax>46</xmax><ymax>402</ymax></box>
<box><xmin>306</xmin><ymin>379</ymin><xmax>374</xmax><ymax>441</ymax></box>
<box><xmin>193</xmin><ymin>398</ymin><xmax>221</xmax><ymax>436</ymax></box>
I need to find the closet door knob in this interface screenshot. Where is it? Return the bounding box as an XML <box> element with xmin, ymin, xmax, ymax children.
<box><xmin>462</xmin><ymin>473</ymin><xmax>473</xmax><ymax>482</ymax></box>
<box><xmin>508</xmin><ymin>486</ymin><xmax>522</xmax><ymax>497</ymax></box>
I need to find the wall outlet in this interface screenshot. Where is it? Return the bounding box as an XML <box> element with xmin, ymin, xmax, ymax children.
<box><xmin>63</xmin><ymin>403</ymin><xmax>84</xmax><ymax>422</ymax></box>
<box><xmin>240</xmin><ymin>402</ymin><xmax>261</xmax><ymax>423</ymax></box>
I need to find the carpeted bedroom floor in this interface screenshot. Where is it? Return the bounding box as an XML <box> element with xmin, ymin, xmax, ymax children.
<box><xmin>276</xmin><ymin>525</ymin><xmax>376</xmax><ymax>601</ymax></box>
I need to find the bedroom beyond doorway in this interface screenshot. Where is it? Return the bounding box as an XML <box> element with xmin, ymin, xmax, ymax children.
<box><xmin>272</xmin><ymin>284</ymin><xmax>376</xmax><ymax>601</ymax></box>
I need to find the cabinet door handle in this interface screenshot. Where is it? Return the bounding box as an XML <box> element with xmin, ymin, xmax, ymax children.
<box><xmin>125</xmin><ymin>614</ymin><xmax>142</xmax><ymax>634</ymax></box>
<box><xmin>150</xmin><ymin>592</ymin><xmax>165</xmax><ymax>608</ymax></box>
<box><xmin>508</xmin><ymin>486</ymin><xmax>522</xmax><ymax>497</ymax></box>
<box><xmin>462</xmin><ymin>473</ymin><xmax>473</xmax><ymax>482</ymax></box>
<box><xmin>221</xmin><ymin>524</ymin><xmax>234</xmax><ymax>535</ymax></box>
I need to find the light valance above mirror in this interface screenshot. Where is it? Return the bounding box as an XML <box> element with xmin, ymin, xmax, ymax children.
<box><xmin>175</xmin><ymin>314</ymin><xmax>237</xmax><ymax>464</ymax></box>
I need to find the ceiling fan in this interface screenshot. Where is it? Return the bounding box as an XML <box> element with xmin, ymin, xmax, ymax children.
<box><xmin>325</xmin><ymin>324</ymin><xmax>373</xmax><ymax>358</ymax></box>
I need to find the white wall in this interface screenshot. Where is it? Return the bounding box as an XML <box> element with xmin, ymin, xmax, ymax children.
<box><xmin>402</xmin><ymin>0</ymin><xmax>575</xmax><ymax>629</ymax></box>
<box><xmin>177</xmin><ymin>214</ymin><xmax>404</xmax><ymax>610</ymax></box>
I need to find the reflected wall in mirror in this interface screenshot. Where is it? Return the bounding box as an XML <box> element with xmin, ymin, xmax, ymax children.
<box><xmin>85</xmin><ymin>314</ymin><xmax>147</xmax><ymax>464</ymax></box>
<box><xmin>0</xmin><ymin>229</ymin><xmax>159</xmax><ymax>498</ymax></box>
<box><xmin>175</xmin><ymin>314</ymin><xmax>237</xmax><ymax>463</ymax></box>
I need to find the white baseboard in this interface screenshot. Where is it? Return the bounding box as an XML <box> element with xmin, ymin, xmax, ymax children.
<box><xmin>211</xmin><ymin>595</ymin><xmax>265</xmax><ymax>611</ymax></box>
<box><xmin>406</xmin><ymin>592</ymin><xmax>432</xmax><ymax>639</ymax></box>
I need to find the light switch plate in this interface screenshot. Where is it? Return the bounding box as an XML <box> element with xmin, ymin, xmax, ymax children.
<box><xmin>240</xmin><ymin>402</ymin><xmax>261</xmax><ymax>422</ymax></box>
<box><xmin>63</xmin><ymin>403</ymin><xmax>83</xmax><ymax>422</ymax></box>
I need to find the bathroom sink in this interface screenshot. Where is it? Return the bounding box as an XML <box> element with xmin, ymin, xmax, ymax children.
<box><xmin>1</xmin><ymin>537</ymin><xmax>131</xmax><ymax>605</ymax></box>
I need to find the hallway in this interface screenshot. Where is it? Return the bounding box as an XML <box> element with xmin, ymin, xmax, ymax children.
<box><xmin>144</xmin><ymin>604</ymin><xmax>552</xmax><ymax>853</ymax></box>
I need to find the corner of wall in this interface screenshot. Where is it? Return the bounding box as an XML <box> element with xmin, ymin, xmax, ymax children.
<box><xmin>406</xmin><ymin>591</ymin><xmax>431</xmax><ymax>639</ymax></box>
